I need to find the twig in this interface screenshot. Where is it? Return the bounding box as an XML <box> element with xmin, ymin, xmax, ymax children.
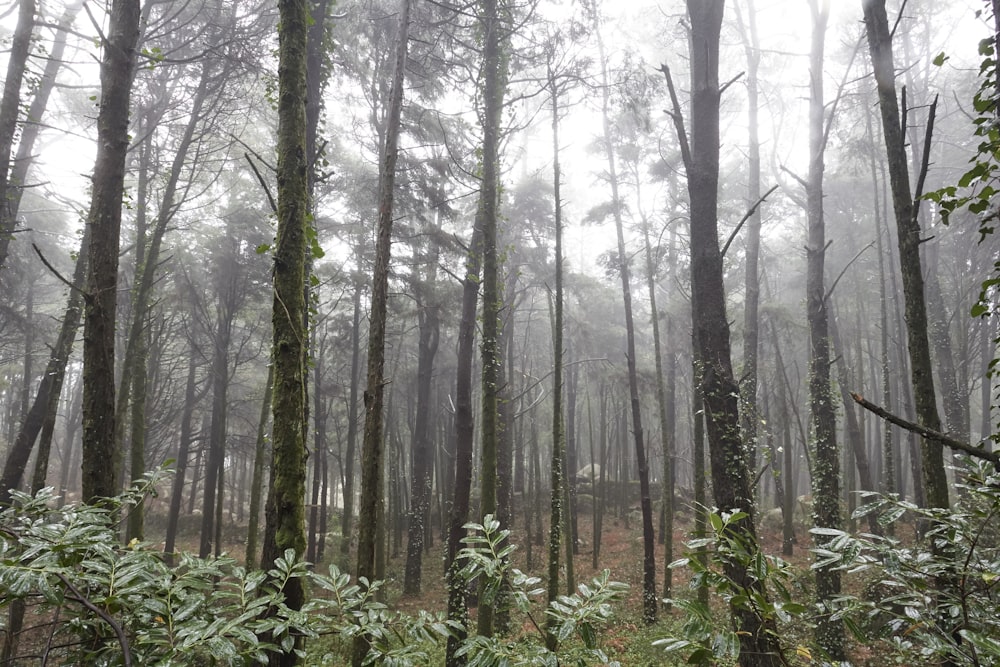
<box><xmin>244</xmin><ymin>153</ymin><xmax>278</xmax><ymax>214</ymax></box>
<box><xmin>721</xmin><ymin>184</ymin><xmax>780</xmax><ymax>258</ymax></box>
<box><xmin>911</xmin><ymin>94</ymin><xmax>938</xmax><ymax>213</ymax></box>
<box><xmin>659</xmin><ymin>64</ymin><xmax>693</xmax><ymax>174</ymax></box>
<box><xmin>824</xmin><ymin>241</ymin><xmax>875</xmax><ymax>303</ymax></box>
<box><xmin>719</xmin><ymin>71</ymin><xmax>745</xmax><ymax>96</ymax></box>
<box><xmin>32</xmin><ymin>244</ymin><xmax>86</xmax><ymax>298</ymax></box>
<box><xmin>56</xmin><ymin>573</ymin><xmax>133</xmax><ymax>667</ymax></box>
<box><xmin>850</xmin><ymin>392</ymin><xmax>1000</xmax><ymax>469</ymax></box>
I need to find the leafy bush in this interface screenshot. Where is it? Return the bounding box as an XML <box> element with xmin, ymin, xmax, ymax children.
<box><xmin>454</xmin><ymin>514</ymin><xmax>629</xmax><ymax>667</ymax></box>
<box><xmin>654</xmin><ymin>508</ymin><xmax>809</xmax><ymax>666</ymax></box>
<box><xmin>1</xmin><ymin>478</ymin><xmax>627</xmax><ymax>666</ymax></box>
<box><xmin>0</xmin><ymin>473</ymin><xmax>446</xmax><ymax>666</ymax></box>
<box><xmin>817</xmin><ymin>459</ymin><xmax>1000</xmax><ymax>666</ymax></box>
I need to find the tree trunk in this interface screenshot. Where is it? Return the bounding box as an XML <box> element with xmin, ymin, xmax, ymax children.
<box><xmin>0</xmin><ymin>0</ymin><xmax>36</xmax><ymax>274</ymax></box>
<box><xmin>589</xmin><ymin>0</ymin><xmax>657</xmax><ymax>625</ymax></box>
<box><xmin>675</xmin><ymin>2</ymin><xmax>782</xmax><ymax>662</ymax></box>
<box><xmin>260</xmin><ymin>0</ymin><xmax>311</xmax><ymax>660</ymax></box>
<box><xmin>340</xmin><ymin>250</ymin><xmax>363</xmax><ymax>564</ymax></box>
<box><xmin>0</xmin><ymin>229</ymin><xmax>89</xmax><ymax>505</ymax></box>
<box><xmin>734</xmin><ymin>0</ymin><xmax>764</xmax><ymax>496</ymax></box>
<box><xmin>641</xmin><ymin>219</ymin><xmax>672</xmax><ymax>606</ymax></box>
<box><xmin>245</xmin><ymin>362</ymin><xmax>275</xmax><ymax>569</ymax></box>
<box><xmin>546</xmin><ymin>64</ymin><xmax>566</xmax><ymax>650</ymax></box>
<box><xmin>80</xmin><ymin>0</ymin><xmax>142</xmax><ymax>502</ymax></box>
<box><xmin>353</xmin><ymin>0</ymin><xmax>410</xmax><ymax>662</ymax></box>
<box><xmin>862</xmin><ymin>0</ymin><xmax>948</xmax><ymax>510</ymax></box>
<box><xmin>830</xmin><ymin>306</ymin><xmax>880</xmax><ymax>535</ymax></box>
<box><xmin>165</xmin><ymin>339</ymin><xmax>202</xmax><ymax>565</ymax></box>
<box><xmin>804</xmin><ymin>2</ymin><xmax>843</xmax><ymax>657</ymax></box>
<box><xmin>403</xmin><ymin>287</ymin><xmax>440</xmax><ymax>595</ymax></box>
<box><xmin>199</xmin><ymin>302</ymin><xmax>234</xmax><ymax>558</ymax></box>
<box><xmin>476</xmin><ymin>0</ymin><xmax>505</xmax><ymax>638</ymax></box>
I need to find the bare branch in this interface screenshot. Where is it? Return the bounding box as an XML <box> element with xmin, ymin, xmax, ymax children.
<box><xmin>659</xmin><ymin>64</ymin><xmax>692</xmax><ymax>174</ymax></box>
<box><xmin>824</xmin><ymin>241</ymin><xmax>874</xmax><ymax>303</ymax></box>
<box><xmin>721</xmin><ymin>184</ymin><xmax>780</xmax><ymax>258</ymax></box>
<box><xmin>851</xmin><ymin>392</ymin><xmax>1000</xmax><ymax>469</ymax></box>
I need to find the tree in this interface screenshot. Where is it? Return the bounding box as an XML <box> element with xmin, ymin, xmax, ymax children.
<box><xmin>80</xmin><ymin>0</ymin><xmax>142</xmax><ymax>502</ymax></box>
<box><xmin>445</xmin><ymin>0</ymin><xmax>506</xmax><ymax>661</ymax></box>
<box><xmin>664</xmin><ymin>1</ymin><xmax>782</xmax><ymax>663</ymax></box>
<box><xmin>861</xmin><ymin>0</ymin><xmax>949</xmax><ymax>510</ymax></box>
<box><xmin>586</xmin><ymin>0</ymin><xmax>657</xmax><ymax>626</ymax></box>
<box><xmin>0</xmin><ymin>0</ymin><xmax>36</xmax><ymax>275</ymax></box>
<box><xmin>259</xmin><ymin>0</ymin><xmax>311</xmax><ymax>662</ymax></box>
<box><xmin>353</xmin><ymin>0</ymin><xmax>411</xmax><ymax>661</ymax></box>
<box><xmin>804</xmin><ymin>0</ymin><xmax>843</xmax><ymax>657</ymax></box>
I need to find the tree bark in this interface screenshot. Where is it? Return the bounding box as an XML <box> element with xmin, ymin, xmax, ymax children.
<box><xmin>545</xmin><ymin>62</ymin><xmax>566</xmax><ymax>649</ymax></box>
<box><xmin>804</xmin><ymin>1</ymin><xmax>843</xmax><ymax>657</ymax></box>
<box><xmin>80</xmin><ymin>0</ymin><xmax>142</xmax><ymax>502</ymax></box>
<box><xmin>0</xmin><ymin>0</ymin><xmax>36</xmax><ymax>274</ymax></box>
<box><xmin>260</xmin><ymin>0</ymin><xmax>311</xmax><ymax>660</ymax></box>
<box><xmin>734</xmin><ymin>0</ymin><xmax>764</xmax><ymax>496</ymax></box>
<box><xmin>674</xmin><ymin>2</ymin><xmax>783</xmax><ymax>662</ymax></box>
<box><xmin>403</xmin><ymin>274</ymin><xmax>440</xmax><ymax>595</ymax></box>
<box><xmin>164</xmin><ymin>332</ymin><xmax>202</xmax><ymax>565</ymax></box>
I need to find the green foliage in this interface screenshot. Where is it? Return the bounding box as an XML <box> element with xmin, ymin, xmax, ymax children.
<box><xmin>0</xmin><ymin>472</ymin><xmax>448</xmax><ymax>665</ymax></box>
<box><xmin>816</xmin><ymin>459</ymin><xmax>1000</xmax><ymax>666</ymax></box>
<box><xmin>925</xmin><ymin>21</ymin><xmax>1000</xmax><ymax>319</ymax></box>
<box><xmin>455</xmin><ymin>515</ymin><xmax>629</xmax><ymax>666</ymax></box>
<box><xmin>655</xmin><ymin>509</ymin><xmax>808</xmax><ymax>665</ymax></box>
<box><xmin>1</xmin><ymin>486</ymin><xmax>627</xmax><ymax>666</ymax></box>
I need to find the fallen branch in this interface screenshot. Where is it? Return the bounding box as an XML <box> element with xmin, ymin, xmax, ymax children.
<box><xmin>850</xmin><ymin>392</ymin><xmax>1000</xmax><ymax>470</ymax></box>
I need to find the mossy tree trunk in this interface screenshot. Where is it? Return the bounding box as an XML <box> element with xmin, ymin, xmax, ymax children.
<box><xmin>804</xmin><ymin>1</ymin><xmax>843</xmax><ymax>657</ymax></box>
<box><xmin>669</xmin><ymin>2</ymin><xmax>783</xmax><ymax>663</ymax></box>
<box><xmin>545</xmin><ymin>58</ymin><xmax>566</xmax><ymax>650</ymax></box>
<box><xmin>260</xmin><ymin>0</ymin><xmax>310</xmax><ymax>661</ymax></box>
<box><xmin>0</xmin><ymin>0</ymin><xmax>36</xmax><ymax>274</ymax></box>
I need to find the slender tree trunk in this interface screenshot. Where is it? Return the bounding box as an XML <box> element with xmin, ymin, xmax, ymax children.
<box><xmin>546</xmin><ymin>65</ymin><xmax>566</xmax><ymax>650</ymax></box>
<box><xmin>804</xmin><ymin>2</ymin><xmax>843</xmax><ymax>657</ymax></box>
<box><xmin>768</xmin><ymin>322</ymin><xmax>796</xmax><ymax>555</ymax></box>
<box><xmin>80</xmin><ymin>0</ymin><xmax>142</xmax><ymax>502</ymax></box>
<box><xmin>734</xmin><ymin>0</ymin><xmax>764</xmax><ymax>494</ymax></box>
<box><xmin>403</xmin><ymin>289</ymin><xmax>440</xmax><ymax>595</ymax></box>
<box><xmin>0</xmin><ymin>0</ymin><xmax>36</xmax><ymax>274</ymax></box>
<box><xmin>589</xmin><ymin>0</ymin><xmax>657</xmax><ymax>625</ymax></box>
<box><xmin>307</xmin><ymin>330</ymin><xmax>326</xmax><ymax>565</ymax></box>
<box><xmin>200</xmin><ymin>307</ymin><xmax>233</xmax><ymax>558</ymax></box>
<box><xmin>862</xmin><ymin>0</ymin><xmax>948</xmax><ymax>509</ymax></box>
<box><xmin>830</xmin><ymin>307</ymin><xmax>880</xmax><ymax>532</ymax></box>
<box><xmin>246</xmin><ymin>362</ymin><xmax>275</xmax><ymax>569</ymax></box>
<box><xmin>341</xmin><ymin>254</ymin><xmax>363</xmax><ymax>563</ymax></box>
<box><xmin>641</xmin><ymin>220</ymin><xmax>673</xmax><ymax>606</ymax></box>
<box><xmin>165</xmin><ymin>340</ymin><xmax>201</xmax><ymax>565</ymax></box>
<box><xmin>0</xmin><ymin>230</ymin><xmax>89</xmax><ymax>505</ymax></box>
<box><xmin>354</xmin><ymin>1</ymin><xmax>410</xmax><ymax>662</ymax></box>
